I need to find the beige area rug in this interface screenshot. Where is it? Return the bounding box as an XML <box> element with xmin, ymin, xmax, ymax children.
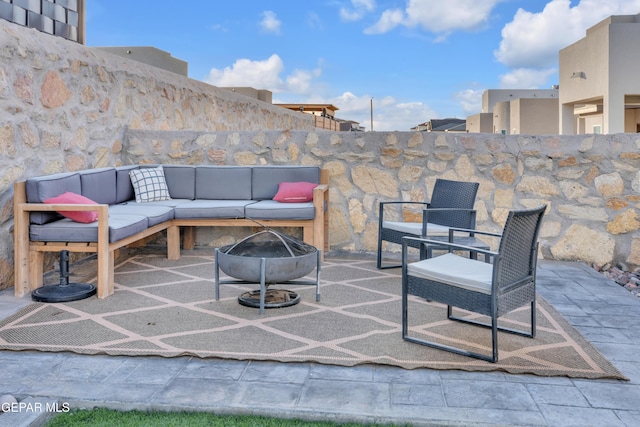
<box><xmin>0</xmin><ymin>254</ymin><xmax>627</xmax><ymax>380</ymax></box>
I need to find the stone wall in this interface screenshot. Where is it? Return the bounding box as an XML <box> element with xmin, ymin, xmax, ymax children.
<box><xmin>0</xmin><ymin>20</ymin><xmax>312</xmax><ymax>289</ymax></box>
<box><xmin>123</xmin><ymin>129</ymin><xmax>640</xmax><ymax>270</ymax></box>
<box><xmin>2</xmin><ymin>19</ymin><xmax>640</xmax><ymax>292</ymax></box>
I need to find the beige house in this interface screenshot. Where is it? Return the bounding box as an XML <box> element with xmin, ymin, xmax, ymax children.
<box><xmin>560</xmin><ymin>14</ymin><xmax>640</xmax><ymax>134</ymax></box>
<box><xmin>467</xmin><ymin>89</ymin><xmax>558</xmax><ymax>134</ymax></box>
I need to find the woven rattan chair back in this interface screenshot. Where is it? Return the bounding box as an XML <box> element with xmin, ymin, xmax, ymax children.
<box><xmin>494</xmin><ymin>206</ymin><xmax>546</xmax><ymax>292</ymax></box>
<box><xmin>427</xmin><ymin>179</ymin><xmax>479</xmax><ymax>228</ymax></box>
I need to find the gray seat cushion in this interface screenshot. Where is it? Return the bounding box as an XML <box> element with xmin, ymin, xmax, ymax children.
<box><xmin>79</xmin><ymin>167</ymin><xmax>116</xmax><ymax>205</ymax></box>
<box><xmin>382</xmin><ymin>221</ymin><xmax>450</xmax><ymax>236</ymax></box>
<box><xmin>26</xmin><ymin>172</ymin><xmax>81</xmax><ymax>225</ymax></box>
<box><xmin>115</xmin><ymin>165</ymin><xmax>139</xmax><ymax>203</ymax></box>
<box><xmin>29</xmin><ymin>214</ymin><xmax>148</xmax><ymax>243</ymax></box>
<box><xmin>162</xmin><ymin>165</ymin><xmax>196</xmax><ymax>199</ymax></box>
<box><xmin>173</xmin><ymin>200</ymin><xmax>254</xmax><ymax>219</ymax></box>
<box><xmin>195</xmin><ymin>166</ymin><xmax>252</xmax><ymax>200</ymax></box>
<box><xmin>109</xmin><ymin>203</ymin><xmax>175</xmax><ymax>227</ymax></box>
<box><xmin>407</xmin><ymin>253</ymin><xmax>493</xmax><ymax>295</ymax></box>
<box><xmin>245</xmin><ymin>200</ymin><xmax>315</xmax><ymax>220</ymax></box>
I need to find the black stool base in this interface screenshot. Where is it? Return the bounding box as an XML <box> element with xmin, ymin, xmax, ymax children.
<box><xmin>32</xmin><ymin>283</ymin><xmax>96</xmax><ymax>303</ymax></box>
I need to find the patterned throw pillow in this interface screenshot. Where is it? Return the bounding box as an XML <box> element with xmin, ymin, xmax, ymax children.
<box><xmin>129</xmin><ymin>166</ymin><xmax>171</xmax><ymax>203</ymax></box>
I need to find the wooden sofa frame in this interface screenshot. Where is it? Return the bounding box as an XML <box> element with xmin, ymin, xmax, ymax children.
<box><xmin>13</xmin><ymin>169</ymin><xmax>329</xmax><ymax>300</ymax></box>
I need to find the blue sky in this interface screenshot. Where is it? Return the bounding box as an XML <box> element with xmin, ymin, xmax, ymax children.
<box><xmin>86</xmin><ymin>1</ymin><xmax>640</xmax><ymax>131</ymax></box>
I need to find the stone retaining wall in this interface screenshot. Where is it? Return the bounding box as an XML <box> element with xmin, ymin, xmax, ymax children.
<box><xmin>0</xmin><ymin>20</ymin><xmax>312</xmax><ymax>289</ymax></box>
<box><xmin>123</xmin><ymin>129</ymin><xmax>640</xmax><ymax>270</ymax></box>
<box><xmin>2</xmin><ymin>19</ymin><xmax>640</xmax><ymax>291</ymax></box>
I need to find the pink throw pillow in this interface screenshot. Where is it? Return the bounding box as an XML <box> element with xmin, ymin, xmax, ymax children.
<box><xmin>43</xmin><ymin>192</ymin><xmax>99</xmax><ymax>223</ymax></box>
<box><xmin>273</xmin><ymin>182</ymin><xmax>318</xmax><ymax>203</ymax></box>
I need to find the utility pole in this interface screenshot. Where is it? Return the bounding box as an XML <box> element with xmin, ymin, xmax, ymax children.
<box><xmin>370</xmin><ymin>97</ymin><xmax>373</xmax><ymax>131</ymax></box>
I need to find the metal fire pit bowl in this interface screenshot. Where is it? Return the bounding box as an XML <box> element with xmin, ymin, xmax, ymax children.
<box><xmin>214</xmin><ymin>229</ymin><xmax>320</xmax><ymax>314</ymax></box>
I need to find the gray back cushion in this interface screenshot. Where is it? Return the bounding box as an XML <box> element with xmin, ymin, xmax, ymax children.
<box><xmin>79</xmin><ymin>167</ymin><xmax>116</xmax><ymax>205</ymax></box>
<box><xmin>25</xmin><ymin>172</ymin><xmax>81</xmax><ymax>224</ymax></box>
<box><xmin>252</xmin><ymin>166</ymin><xmax>320</xmax><ymax>200</ymax></box>
<box><xmin>195</xmin><ymin>166</ymin><xmax>252</xmax><ymax>200</ymax></box>
<box><xmin>115</xmin><ymin>165</ymin><xmax>139</xmax><ymax>203</ymax></box>
<box><xmin>163</xmin><ymin>165</ymin><xmax>196</xmax><ymax>199</ymax></box>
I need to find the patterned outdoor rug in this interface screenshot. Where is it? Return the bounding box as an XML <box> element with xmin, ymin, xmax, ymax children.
<box><xmin>0</xmin><ymin>254</ymin><xmax>627</xmax><ymax>380</ymax></box>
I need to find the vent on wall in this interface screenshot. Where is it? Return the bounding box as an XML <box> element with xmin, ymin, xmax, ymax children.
<box><xmin>0</xmin><ymin>0</ymin><xmax>80</xmax><ymax>42</ymax></box>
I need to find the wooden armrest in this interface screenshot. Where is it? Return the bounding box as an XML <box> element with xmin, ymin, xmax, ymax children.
<box><xmin>313</xmin><ymin>184</ymin><xmax>329</xmax><ymax>195</ymax></box>
<box><xmin>18</xmin><ymin>203</ymin><xmax>108</xmax><ymax>212</ymax></box>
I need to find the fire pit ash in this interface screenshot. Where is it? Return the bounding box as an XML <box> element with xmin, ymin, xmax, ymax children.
<box><xmin>214</xmin><ymin>229</ymin><xmax>320</xmax><ymax>314</ymax></box>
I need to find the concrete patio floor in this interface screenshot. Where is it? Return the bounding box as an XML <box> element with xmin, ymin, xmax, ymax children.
<box><xmin>0</xmin><ymin>256</ymin><xmax>639</xmax><ymax>427</ymax></box>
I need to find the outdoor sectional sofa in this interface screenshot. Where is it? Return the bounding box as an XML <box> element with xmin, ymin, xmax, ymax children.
<box><xmin>13</xmin><ymin>165</ymin><xmax>329</xmax><ymax>299</ymax></box>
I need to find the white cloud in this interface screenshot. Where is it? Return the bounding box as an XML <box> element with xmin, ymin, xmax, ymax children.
<box><xmin>354</xmin><ymin>0</ymin><xmax>376</xmax><ymax>10</ymax></box>
<box><xmin>204</xmin><ymin>55</ymin><xmax>322</xmax><ymax>96</ymax></box>
<box><xmin>364</xmin><ymin>9</ymin><xmax>405</xmax><ymax>34</ymax></box>
<box><xmin>455</xmin><ymin>89</ymin><xmax>484</xmax><ymax>117</ymax></box>
<box><xmin>210</xmin><ymin>24</ymin><xmax>227</xmax><ymax>32</ymax></box>
<box><xmin>329</xmin><ymin>92</ymin><xmax>437</xmax><ymax>131</ymax></box>
<box><xmin>340</xmin><ymin>0</ymin><xmax>377</xmax><ymax>22</ymax></box>
<box><xmin>204</xmin><ymin>54</ymin><xmax>285</xmax><ymax>90</ymax></box>
<box><xmin>285</xmin><ymin>69</ymin><xmax>315</xmax><ymax>94</ymax></box>
<box><xmin>499</xmin><ymin>68</ymin><xmax>557</xmax><ymax>89</ymax></box>
<box><xmin>365</xmin><ymin>0</ymin><xmax>504</xmax><ymax>35</ymax></box>
<box><xmin>259</xmin><ymin>11</ymin><xmax>281</xmax><ymax>34</ymax></box>
<box><xmin>495</xmin><ymin>0</ymin><xmax>640</xmax><ymax>69</ymax></box>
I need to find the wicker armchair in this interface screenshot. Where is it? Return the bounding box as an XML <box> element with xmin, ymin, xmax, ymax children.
<box><xmin>377</xmin><ymin>178</ymin><xmax>480</xmax><ymax>269</ymax></box>
<box><xmin>401</xmin><ymin>205</ymin><xmax>546</xmax><ymax>363</ymax></box>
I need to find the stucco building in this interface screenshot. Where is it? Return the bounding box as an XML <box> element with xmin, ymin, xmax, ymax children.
<box><xmin>467</xmin><ymin>89</ymin><xmax>558</xmax><ymax>135</ymax></box>
<box><xmin>559</xmin><ymin>14</ymin><xmax>640</xmax><ymax>135</ymax></box>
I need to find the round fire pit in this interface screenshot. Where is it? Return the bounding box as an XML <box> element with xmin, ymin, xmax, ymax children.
<box><xmin>214</xmin><ymin>229</ymin><xmax>320</xmax><ymax>314</ymax></box>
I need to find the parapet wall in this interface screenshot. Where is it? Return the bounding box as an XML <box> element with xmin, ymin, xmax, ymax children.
<box><xmin>123</xmin><ymin>129</ymin><xmax>640</xmax><ymax>270</ymax></box>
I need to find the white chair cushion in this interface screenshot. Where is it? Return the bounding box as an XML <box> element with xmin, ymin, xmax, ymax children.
<box><xmin>383</xmin><ymin>221</ymin><xmax>450</xmax><ymax>236</ymax></box>
<box><xmin>407</xmin><ymin>253</ymin><xmax>493</xmax><ymax>295</ymax></box>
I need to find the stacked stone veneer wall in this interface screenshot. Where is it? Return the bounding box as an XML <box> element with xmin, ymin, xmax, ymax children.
<box><xmin>123</xmin><ymin>129</ymin><xmax>640</xmax><ymax>272</ymax></box>
<box><xmin>2</xmin><ymin>20</ymin><xmax>640</xmax><ymax>291</ymax></box>
<box><xmin>0</xmin><ymin>20</ymin><xmax>312</xmax><ymax>289</ymax></box>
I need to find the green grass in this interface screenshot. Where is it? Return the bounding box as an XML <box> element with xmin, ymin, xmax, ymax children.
<box><xmin>44</xmin><ymin>408</ymin><xmax>407</xmax><ymax>427</ymax></box>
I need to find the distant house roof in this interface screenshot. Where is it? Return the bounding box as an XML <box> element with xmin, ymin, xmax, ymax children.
<box><xmin>275</xmin><ymin>104</ymin><xmax>339</xmax><ymax>116</ymax></box>
<box><xmin>412</xmin><ymin>118</ymin><xmax>466</xmax><ymax>132</ymax></box>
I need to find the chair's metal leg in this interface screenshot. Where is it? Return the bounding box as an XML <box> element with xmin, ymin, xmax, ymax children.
<box><xmin>531</xmin><ymin>300</ymin><xmax>536</xmax><ymax>338</ymax></box>
<box><xmin>214</xmin><ymin>248</ymin><xmax>220</xmax><ymax>301</ymax></box>
<box><xmin>377</xmin><ymin>239</ymin><xmax>402</xmax><ymax>269</ymax></box>
<box><xmin>376</xmin><ymin>212</ymin><xmax>385</xmax><ymax>269</ymax></box>
<box><xmin>377</xmin><ymin>240</ymin><xmax>403</xmax><ymax>269</ymax></box>
<box><xmin>403</xmin><ymin>335</ymin><xmax>498</xmax><ymax>363</ymax></box>
<box><xmin>401</xmin><ymin>242</ymin><xmax>409</xmax><ymax>337</ymax></box>
<box><xmin>491</xmin><ymin>313</ymin><xmax>498</xmax><ymax>363</ymax></box>
<box><xmin>448</xmin><ymin>312</ymin><xmax>536</xmax><ymax>338</ymax></box>
<box><xmin>406</xmin><ymin>300</ymin><xmax>497</xmax><ymax>362</ymax></box>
